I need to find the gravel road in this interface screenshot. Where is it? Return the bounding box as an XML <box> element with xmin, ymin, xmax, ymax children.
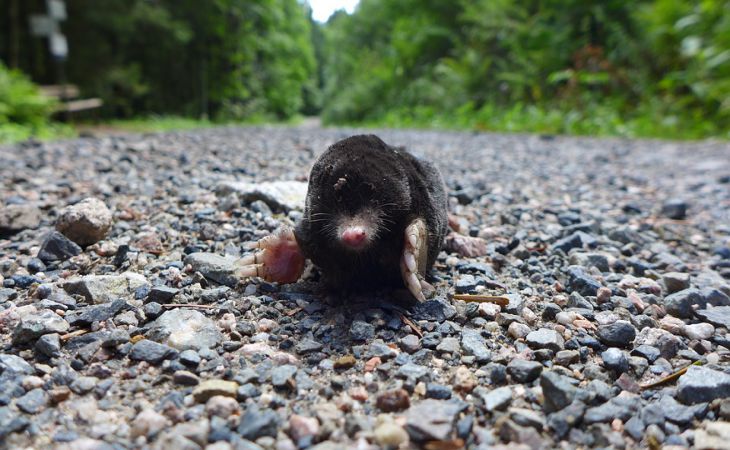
<box><xmin>1</xmin><ymin>125</ymin><xmax>729</xmax><ymax>449</ymax></box>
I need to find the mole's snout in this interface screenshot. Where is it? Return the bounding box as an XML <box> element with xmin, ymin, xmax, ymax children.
<box><xmin>340</xmin><ymin>226</ymin><xmax>368</xmax><ymax>249</ymax></box>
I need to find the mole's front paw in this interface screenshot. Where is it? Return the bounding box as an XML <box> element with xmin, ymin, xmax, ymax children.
<box><xmin>400</xmin><ymin>218</ymin><xmax>433</xmax><ymax>302</ymax></box>
<box><xmin>236</xmin><ymin>227</ymin><xmax>305</xmax><ymax>284</ymax></box>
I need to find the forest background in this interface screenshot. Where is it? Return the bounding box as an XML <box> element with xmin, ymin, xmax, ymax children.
<box><xmin>1</xmin><ymin>0</ymin><xmax>728</xmax><ymax>142</ymax></box>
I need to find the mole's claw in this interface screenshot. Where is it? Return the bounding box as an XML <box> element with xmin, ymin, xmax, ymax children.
<box><xmin>239</xmin><ymin>251</ymin><xmax>263</xmax><ymax>266</ymax></box>
<box><xmin>406</xmin><ymin>272</ymin><xmax>426</xmax><ymax>302</ymax></box>
<box><xmin>400</xmin><ymin>218</ymin><xmax>430</xmax><ymax>302</ymax></box>
<box><xmin>237</xmin><ymin>227</ymin><xmax>306</xmax><ymax>284</ymax></box>
<box><xmin>404</xmin><ymin>252</ymin><xmax>417</xmax><ymax>273</ymax></box>
<box><xmin>236</xmin><ymin>263</ymin><xmax>264</xmax><ymax>278</ymax></box>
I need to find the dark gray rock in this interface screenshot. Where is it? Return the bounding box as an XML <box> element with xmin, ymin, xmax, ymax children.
<box><xmin>409</xmin><ymin>298</ymin><xmax>457</xmax><ymax>322</ymax></box>
<box><xmin>237</xmin><ymin>405</ymin><xmax>279</xmax><ymax>440</ymax></box>
<box><xmin>600</xmin><ymin>348</ymin><xmax>629</xmax><ymax>373</ymax></box>
<box><xmin>631</xmin><ymin>345</ymin><xmax>660</xmax><ymax>363</ymax></box>
<box><xmin>460</xmin><ymin>329</ymin><xmax>491</xmax><ymax>362</ymax></box>
<box><xmin>405</xmin><ymin>399</ymin><xmax>466</xmax><ymax>441</ymax></box>
<box><xmin>665</xmin><ymin>288</ymin><xmax>704</xmax><ymax>318</ymax></box>
<box><xmin>566</xmin><ymin>266</ymin><xmax>601</xmax><ymax>296</ymax></box>
<box><xmin>35</xmin><ymin>333</ymin><xmax>61</xmax><ymax>357</ymax></box>
<box><xmin>677</xmin><ymin>366</ymin><xmax>730</xmax><ymax>404</ymax></box>
<box><xmin>569</xmin><ymin>252</ymin><xmax>610</xmax><ymax>272</ymax></box>
<box><xmin>0</xmin><ymin>354</ymin><xmax>34</xmax><ymax>376</ymax></box>
<box><xmin>349</xmin><ymin>320</ymin><xmax>375</xmax><ymax>341</ymax></box>
<box><xmin>295</xmin><ymin>338</ymin><xmax>323</xmax><ymax>354</ymax></box>
<box><xmin>12</xmin><ymin>310</ymin><xmax>69</xmax><ymax>345</ymax></box>
<box><xmin>129</xmin><ymin>340</ymin><xmax>177</xmax><ymax>364</ymax></box>
<box><xmin>184</xmin><ymin>252</ymin><xmax>240</xmax><ymax>287</ymax></box>
<box><xmin>584</xmin><ymin>393</ymin><xmax>641</xmax><ymax>424</ymax></box>
<box><xmin>15</xmin><ymin>388</ymin><xmax>48</xmax><ymax>414</ymax></box>
<box><xmin>596</xmin><ymin>320</ymin><xmax>636</xmax><ymax>347</ymax></box>
<box><xmin>271</xmin><ymin>365</ymin><xmax>297</xmax><ymax>389</ymax></box>
<box><xmin>661</xmin><ymin>199</ymin><xmax>688</xmax><ymax>220</ymax></box>
<box><xmin>37</xmin><ymin>231</ymin><xmax>83</xmax><ymax>263</ymax></box>
<box><xmin>0</xmin><ymin>288</ymin><xmax>17</xmax><ymax>303</ymax></box>
<box><xmin>477</xmin><ymin>386</ymin><xmax>513</xmax><ymax>412</ymax></box>
<box><xmin>507</xmin><ymin>359</ymin><xmax>543</xmax><ymax>383</ymax></box>
<box><xmin>541</xmin><ymin>371</ymin><xmax>578</xmax><ymax>413</ymax></box>
<box><xmin>695</xmin><ymin>306</ymin><xmax>730</xmax><ymax>328</ymax></box>
<box><xmin>552</xmin><ymin>231</ymin><xmax>596</xmax><ymax>253</ymax></box>
<box><xmin>0</xmin><ymin>406</ymin><xmax>30</xmax><ymax>439</ymax></box>
<box><xmin>66</xmin><ymin>299</ymin><xmax>132</xmax><ymax>327</ymax></box>
<box><xmin>547</xmin><ymin>400</ymin><xmax>586</xmax><ymax>439</ymax></box>
<box><xmin>425</xmin><ymin>384</ymin><xmax>452</xmax><ymax>400</ymax></box>
<box><xmin>147</xmin><ymin>286</ymin><xmax>179</xmax><ymax>303</ymax></box>
<box><xmin>662</xmin><ymin>272</ymin><xmax>690</xmax><ymax>294</ymax></box>
<box><xmin>702</xmin><ymin>288</ymin><xmax>730</xmax><ymax>306</ymax></box>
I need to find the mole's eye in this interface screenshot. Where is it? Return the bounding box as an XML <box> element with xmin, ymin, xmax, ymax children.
<box><xmin>333</xmin><ymin>177</ymin><xmax>347</xmax><ymax>191</ymax></box>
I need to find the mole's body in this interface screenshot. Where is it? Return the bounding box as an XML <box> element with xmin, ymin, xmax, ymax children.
<box><xmin>238</xmin><ymin>134</ymin><xmax>448</xmax><ymax>301</ymax></box>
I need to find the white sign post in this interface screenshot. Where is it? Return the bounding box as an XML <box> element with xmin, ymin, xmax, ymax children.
<box><xmin>28</xmin><ymin>0</ymin><xmax>68</xmax><ymax>60</ymax></box>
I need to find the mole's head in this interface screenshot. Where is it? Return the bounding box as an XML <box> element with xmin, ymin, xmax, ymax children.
<box><xmin>305</xmin><ymin>135</ymin><xmax>411</xmax><ymax>253</ymax></box>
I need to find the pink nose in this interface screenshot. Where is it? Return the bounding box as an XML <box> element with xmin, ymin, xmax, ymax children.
<box><xmin>341</xmin><ymin>226</ymin><xmax>367</xmax><ymax>248</ymax></box>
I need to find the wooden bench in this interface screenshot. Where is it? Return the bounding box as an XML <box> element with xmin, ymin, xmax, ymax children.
<box><xmin>39</xmin><ymin>84</ymin><xmax>103</xmax><ymax>114</ymax></box>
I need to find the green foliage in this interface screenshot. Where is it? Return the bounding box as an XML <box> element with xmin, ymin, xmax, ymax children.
<box><xmin>319</xmin><ymin>0</ymin><xmax>730</xmax><ymax>138</ymax></box>
<box><xmin>0</xmin><ymin>62</ymin><xmax>55</xmax><ymax>126</ymax></box>
<box><xmin>2</xmin><ymin>0</ymin><xmax>727</xmax><ymax>139</ymax></box>
<box><xmin>18</xmin><ymin>0</ymin><xmax>317</xmax><ymax>121</ymax></box>
<box><xmin>0</xmin><ymin>62</ymin><xmax>71</xmax><ymax>143</ymax></box>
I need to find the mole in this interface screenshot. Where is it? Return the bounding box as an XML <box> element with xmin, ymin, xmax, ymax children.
<box><xmin>237</xmin><ymin>134</ymin><xmax>448</xmax><ymax>301</ymax></box>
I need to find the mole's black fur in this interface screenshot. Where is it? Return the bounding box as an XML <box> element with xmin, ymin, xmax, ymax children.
<box><xmin>294</xmin><ymin>134</ymin><xmax>448</xmax><ymax>290</ymax></box>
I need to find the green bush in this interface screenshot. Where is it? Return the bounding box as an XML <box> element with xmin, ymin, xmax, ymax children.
<box><xmin>0</xmin><ymin>63</ymin><xmax>61</xmax><ymax>143</ymax></box>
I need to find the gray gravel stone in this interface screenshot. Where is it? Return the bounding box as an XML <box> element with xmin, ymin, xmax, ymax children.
<box><xmin>0</xmin><ymin>204</ymin><xmax>41</xmax><ymax>234</ymax></box>
<box><xmin>35</xmin><ymin>333</ymin><xmax>61</xmax><ymax>357</ymax></box>
<box><xmin>596</xmin><ymin>320</ymin><xmax>636</xmax><ymax>347</ymax></box>
<box><xmin>662</xmin><ymin>272</ymin><xmax>691</xmax><ymax>294</ymax></box>
<box><xmin>216</xmin><ymin>180</ymin><xmax>308</xmax><ymax>212</ymax></box>
<box><xmin>541</xmin><ymin>371</ymin><xmax>578</xmax><ymax>413</ymax></box>
<box><xmin>271</xmin><ymin>365</ymin><xmax>297</xmax><ymax>389</ymax></box>
<box><xmin>665</xmin><ymin>288</ymin><xmax>704</xmax><ymax>318</ymax></box>
<box><xmin>507</xmin><ymin>359</ymin><xmax>543</xmax><ymax>383</ymax></box>
<box><xmin>695</xmin><ymin>306</ymin><xmax>730</xmax><ymax>328</ymax></box>
<box><xmin>478</xmin><ymin>386</ymin><xmax>513</xmax><ymax>412</ymax></box>
<box><xmin>147</xmin><ymin>286</ymin><xmax>179</xmax><ymax>303</ymax></box>
<box><xmin>16</xmin><ymin>388</ymin><xmax>48</xmax><ymax>414</ymax></box>
<box><xmin>566</xmin><ymin>266</ymin><xmax>601</xmax><ymax>296</ymax></box>
<box><xmin>677</xmin><ymin>366</ymin><xmax>730</xmax><ymax>404</ymax></box>
<box><xmin>405</xmin><ymin>399</ymin><xmax>466</xmax><ymax>441</ymax></box>
<box><xmin>460</xmin><ymin>329</ymin><xmax>491</xmax><ymax>362</ymax></box>
<box><xmin>145</xmin><ymin>309</ymin><xmax>222</xmax><ymax>351</ymax></box>
<box><xmin>600</xmin><ymin>348</ymin><xmax>629</xmax><ymax>373</ymax></box>
<box><xmin>129</xmin><ymin>340</ymin><xmax>177</xmax><ymax>364</ymax></box>
<box><xmin>37</xmin><ymin>231</ymin><xmax>82</xmax><ymax>263</ymax></box>
<box><xmin>584</xmin><ymin>393</ymin><xmax>641</xmax><ymax>424</ymax></box>
<box><xmin>12</xmin><ymin>310</ymin><xmax>69</xmax><ymax>345</ymax></box>
<box><xmin>349</xmin><ymin>320</ymin><xmax>375</xmax><ymax>341</ymax></box>
<box><xmin>184</xmin><ymin>253</ymin><xmax>240</xmax><ymax>287</ymax></box>
<box><xmin>237</xmin><ymin>405</ymin><xmax>280</xmax><ymax>440</ymax></box>
<box><xmin>0</xmin><ymin>354</ymin><xmax>34</xmax><ymax>376</ymax></box>
<box><xmin>661</xmin><ymin>198</ymin><xmax>688</xmax><ymax>220</ymax></box>
<box><xmin>63</xmin><ymin>272</ymin><xmax>147</xmax><ymax>304</ymax></box>
<box><xmin>526</xmin><ymin>328</ymin><xmax>564</xmax><ymax>352</ymax></box>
